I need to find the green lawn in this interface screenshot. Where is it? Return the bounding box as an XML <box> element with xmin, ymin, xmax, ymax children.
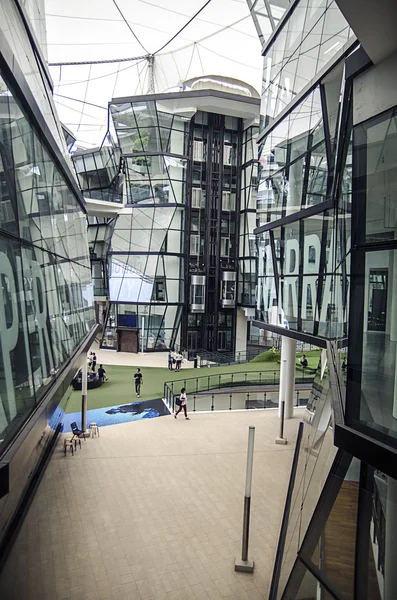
<box><xmin>65</xmin><ymin>350</ymin><xmax>321</xmax><ymax>413</ymax></box>
<box><xmin>65</xmin><ymin>361</ymin><xmax>283</xmax><ymax>413</ymax></box>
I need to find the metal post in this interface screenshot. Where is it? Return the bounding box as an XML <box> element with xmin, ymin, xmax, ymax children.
<box><xmin>211</xmin><ymin>395</ymin><xmax>214</xmax><ymax>411</ymax></box>
<box><xmin>193</xmin><ymin>395</ymin><xmax>196</xmax><ymax>411</ymax></box>
<box><xmin>275</xmin><ymin>400</ymin><xmax>288</xmax><ymax>445</ymax></box>
<box><xmin>229</xmin><ymin>393</ymin><xmax>232</xmax><ymax>410</ymax></box>
<box><xmin>140</xmin><ymin>315</ymin><xmax>145</xmax><ymax>354</ymax></box>
<box><xmin>81</xmin><ymin>358</ymin><xmax>88</xmax><ymax>434</ymax></box>
<box><xmin>235</xmin><ymin>426</ymin><xmax>255</xmax><ymax>573</ymax></box>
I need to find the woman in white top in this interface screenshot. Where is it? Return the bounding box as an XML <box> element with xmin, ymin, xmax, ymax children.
<box><xmin>174</xmin><ymin>387</ymin><xmax>189</xmax><ymax>420</ymax></box>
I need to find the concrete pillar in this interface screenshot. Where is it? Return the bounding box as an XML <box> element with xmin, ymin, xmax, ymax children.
<box><xmin>385</xmin><ymin>476</ymin><xmax>397</xmax><ymax>599</ymax></box>
<box><xmin>279</xmin><ymin>336</ymin><xmax>296</xmax><ymax>419</ymax></box>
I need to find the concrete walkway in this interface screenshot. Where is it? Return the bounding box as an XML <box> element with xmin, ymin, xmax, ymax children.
<box><xmin>89</xmin><ymin>345</ymin><xmax>195</xmax><ymax>369</ymax></box>
<box><xmin>0</xmin><ymin>409</ymin><xmax>303</xmax><ymax>600</ymax></box>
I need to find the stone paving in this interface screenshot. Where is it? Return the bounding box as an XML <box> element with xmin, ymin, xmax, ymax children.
<box><xmin>0</xmin><ymin>409</ymin><xmax>304</xmax><ymax>600</ymax></box>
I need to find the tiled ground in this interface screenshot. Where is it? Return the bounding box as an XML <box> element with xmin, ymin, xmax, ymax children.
<box><xmin>0</xmin><ymin>409</ymin><xmax>303</xmax><ymax>600</ymax></box>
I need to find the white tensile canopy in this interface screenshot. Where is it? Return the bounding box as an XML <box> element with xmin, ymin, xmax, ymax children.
<box><xmin>44</xmin><ymin>0</ymin><xmax>275</xmax><ymax>148</ymax></box>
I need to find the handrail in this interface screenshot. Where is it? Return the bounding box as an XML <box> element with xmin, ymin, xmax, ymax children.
<box><xmin>164</xmin><ymin>388</ymin><xmax>310</xmax><ymax>414</ymax></box>
<box><xmin>163</xmin><ymin>369</ymin><xmax>316</xmax><ymax>412</ymax></box>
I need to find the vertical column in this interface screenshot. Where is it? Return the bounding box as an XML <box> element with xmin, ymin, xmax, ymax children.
<box><xmin>385</xmin><ymin>476</ymin><xmax>397</xmax><ymax>599</ymax></box>
<box><xmin>390</xmin><ymin>252</ymin><xmax>397</xmax><ymax>342</ymax></box>
<box><xmin>81</xmin><ymin>358</ymin><xmax>87</xmax><ymax>433</ymax></box>
<box><xmin>389</xmin><ymin>253</ymin><xmax>397</xmax><ymax>418</ymax></box>
<box><xmin>279</xmin><ymin>336</ymin><xmax>296</xmax><ymax>419</ymax></box>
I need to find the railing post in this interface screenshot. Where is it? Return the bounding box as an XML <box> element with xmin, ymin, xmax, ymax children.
<box><xmin>193</xmin><ymin>395</ymin><xmax>196</xmax><ymax>412</ymax></box>
<box><xmin>245</xmin><ymin>372</ymin><xmax>247</xmax><ymax>385</ymax></box>
<box><xmin>296</xmin><ymin>391</ymin><xmax>299</xmax><ymax>407</ymax></box>
<box><xmin>219</xmin><ymin>374</ymin><xmax>221</xmax><ymax>389</ymax></box>
<box><xmin>259</xmin><ymin>372</ymin><xmax>261</xmax><ymax>385</ymax></box>
<box><xmin>211</xmin><ymin>395</ymin><xmax>214</xmax><ymax>411</ymax></box>
<box><xmin>264</xmin><ymin>392</ymin><xmax>267</xmax><ymax>409</ymax></box>
<box><xmin>247</xmin><ymin>392</ymin><xmax>250</xmax><ymax>408</ymax></box>
<box><xmin>196</xmin><ymin>378</ymin><xmax>198</xmax><ymax>393</ymax></box>
<box><xmin>208</xmin><ymin>376</ymin><xmax>210</xmax><ymax>391</ymax></box>
<box><xmin>274</xmin><ymin>371</ymin><xmax>276</xmax><ymax>385</ymax></box>
<box><xmin>229</xmin><ymin>393</ymin><xmax>232</xmax><ymax>410</ymax></box>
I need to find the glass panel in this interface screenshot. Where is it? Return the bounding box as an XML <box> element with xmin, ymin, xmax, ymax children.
<box><xmin>355</xmin><ymin>249</ymin><xmax>397</xmax><ymax>445</ymax></box>
<box><xmin>278</xmin><ymin>357</ymin><xmax>337</xmax><ymax>597</ymax></box>
<box><xmin>310</xmin><ymin>457</ymin><xmax>360</xmax><ymax>600</ymax></box>
<box><xmin>355</xmin><ymin>108</ymin><xmax>397</xmax><ymax>243</ymax></box>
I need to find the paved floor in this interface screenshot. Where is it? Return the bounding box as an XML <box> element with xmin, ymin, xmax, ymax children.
<box><xmin>0</xmin><ymin>409</ymin><xmax>303</xmax><ymax>600</ymax></box>
<box><xmin>90</xmin><ymin>345</ymin><xmax>195</xmax><ymax>369</ymax></box>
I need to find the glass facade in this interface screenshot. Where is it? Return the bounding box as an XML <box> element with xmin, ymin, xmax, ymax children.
<box><xmin>0</xmin><ymin>36</ymin><xmax>94</xmax><ymax>460</ymax></box>
<box><xmin>99</xmin><ymin>94</ymin><xmax>260</xmax><ymax>354</ymax></box>
<box><xmin>72</xmin><ymin>145</ymin><xmax>122</xmax><ymax>203</ymax></box>
<box><xmin>249</xmin><ymin>0</ymin><xmax>397</xmax><ymax>597</ymax></box>
<box><xmin>260</xmin><ymin>0</ymin><xmax>355</xmax><ymax>127</ymax></box>
<box><xmin>256</xmin><ymin>58</ymin><xmax>352</xmax><ymax>341</ymax></box>
<box><xmin>0</xmin><ymin>69</ymin><xmax>94</xmax><ymax>453</ymax></box>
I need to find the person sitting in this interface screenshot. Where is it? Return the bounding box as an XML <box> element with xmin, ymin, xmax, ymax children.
<box><xmin>98</xmin><ymin>364</ymin><xmax>107</xmax><ymax>382</ymax></box>
<box><xmin>300</xmin><ymin>354</ymin><xmax>308</xmax><ymax>368</ymax></box>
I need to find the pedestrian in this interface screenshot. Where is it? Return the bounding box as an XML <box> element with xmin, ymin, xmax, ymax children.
<box><xmin>175</xmin><ymin>353</ymin><xmax>182</xmax><ymax>371</ymax></box>
<box><xmin>98</xmin><ymin>364</ymin><xmax>107</xmax><ymax>382</ymax></box>
<box><xmin>87</xmin><ymin>352</ymin><xmax>93</xmax><ymax>368</ymax></box>
<box><xmin>342</xmin><ymin>357</ymin><xmax>347</xmax><ymax>371</ymax></box>
<box><xmin>91</xmin><ymin>352</ymin><xmax>97</xmax><ymax>372</ymax></box>
<box><xmin>168</xmin><ymin>351</ymin><xmax>173</xmax><ymax>371</ymax></box>
<box><xmin>300</xmin><ymin>354</ymin><xmax>308</xmax><ymax>368</ymax></box>
<box><xmin>134</xmin><ymin>368</ymin><xmax>143</xmax><ymax>397</ymax></box>
<box><xmin>174</xmin><ymin>387</ymin><xmax>189</xmax><ymax>420</ymax></box>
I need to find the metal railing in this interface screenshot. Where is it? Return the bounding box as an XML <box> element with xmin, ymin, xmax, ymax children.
<box><xmin>166</xmin><ymin>389</ymin><xmax>310</xmax><ymax>414</ymax></box>
<box><xmin>196</xmin><ymin>348</ymin><xmax>264</xmax><ymax>367</ymax></box>
<box><xmin>164</xmin><ymin>369</ymin><xmax>315</xmax><ymax>412</ymax></box>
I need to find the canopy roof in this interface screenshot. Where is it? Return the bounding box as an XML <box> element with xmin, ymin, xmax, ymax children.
<box><xmin>44</xmin><ymin>0</ymin><xmax>286</xmax><ymax>148</ymax></box>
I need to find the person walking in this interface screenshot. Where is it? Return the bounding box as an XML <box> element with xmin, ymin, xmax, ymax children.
<box><xmin>134</xmin><ymin>368</ymin><xmax>143</xmax><ymax>397</ymax></box>
<box><xmin>175</xmin><ymin>353</ymin><xmax>182</xmax><ymax>372</ymax></box>
<box><xmin>174</xmin><ymin>387</ymin><xmax>189</xmax><ymax>420</ymax></box>
<box><xmin>91</xmin><ymin>352</ymin><xmax>97</xmax><ymax>372</ymax></box>
<box><xmin>98</xmin><ymin>364</ymin><xmax>107</xmax><ymax>382</ymax></box>
<box><xmin>168</xmin><ymin>351</ymin><xmax>173</xmax><ymax>371</ymax></box>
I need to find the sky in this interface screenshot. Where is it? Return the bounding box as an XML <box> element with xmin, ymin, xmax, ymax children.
<box><xmin>44</xmin><ymin>0</ymin><xmax>265</xmax><ymax>148</ymax></box>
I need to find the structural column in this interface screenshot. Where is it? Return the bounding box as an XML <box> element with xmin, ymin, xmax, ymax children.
<box><xmin>385</xmin><ymin>475</ymin><xmax>397</xmax><ymax>599</ymax></box>
<box><xmin>279</xmin><ymin>336</ymin><xmax>296</xmax><ymax>419</ymax></box>
<box><xmin>81</xmin><ymin>357</ymin><xmax>87</xmax><ymax>433</ymax></box>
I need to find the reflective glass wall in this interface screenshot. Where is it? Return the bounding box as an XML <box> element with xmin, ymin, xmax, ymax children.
<box><xmin>346</xmin><ymin>106</ymin><xmax>397</xmax><ymax>449</ymax></box>
<box><xmin>256</xmin><ymin>60</ymin><xmax>352</xmax><ymax>341</ymax></box>
<box><xmin>0</xmin><ymin>71</ymin><xmax>95</xmax><ymax>454</ymax></box>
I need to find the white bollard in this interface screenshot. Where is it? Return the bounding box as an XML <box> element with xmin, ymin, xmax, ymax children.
<box><xmin>235</xmin><ymin>426</ymin><xmax>255</xmax><ymax>573</ymax></box>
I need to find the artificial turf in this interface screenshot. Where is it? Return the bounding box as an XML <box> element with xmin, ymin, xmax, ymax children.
<box><xmin>65</xmin><ymin>349</ymin><xmax>322</xmax><ymax>414</ymax></box>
